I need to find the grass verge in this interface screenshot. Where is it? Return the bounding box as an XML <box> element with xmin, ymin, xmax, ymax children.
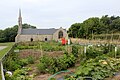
<box><xmin>0</xmin><ymin>42</ymin><xmax>14</xmax><ymax>60</ymax></box>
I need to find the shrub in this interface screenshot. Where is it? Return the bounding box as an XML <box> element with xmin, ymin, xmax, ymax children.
<box><xmin>101</xmin><ymin>44</ymin><xmax>115</xmax><ymax>54</ymax></box>
<box><xmin>27</xmin><ymin>56</ymin><xmax>34</xmax><ymax>64</ymax></box>
<box><xmin>5</xmin><ymin>68</ymin><xmax>33</xmax><ymax>80</ymax></box>
<box><xmin>37</xmin><ymin>54</ymin><xmax>76</xmax><ymax>74</ymax></box>
<box><xmin>37</xmin><ymin>62</ymin><xmax>47</xmax><ymax>73</ymax></box>
<box><xmin>20</xmin><ymin>59</ymin><xmax>29</xmax><ymax>66</ymax></box>
<box><xmin>65</xmin><ymin>56</ymin><xmax>120</xmax><ymax>80</ymax></box>
<box><xmin>72</xmin><ymin>45</ymin><xmax>78</xmax><ymax>57</ymax></box>
<box><xmin>86</xmin><ymin>47</ymin><xmax>102</xmax><ymax>59</ymax></box>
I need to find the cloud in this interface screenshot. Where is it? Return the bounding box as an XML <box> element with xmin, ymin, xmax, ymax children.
<box><xmin>0</xmin><ymin>0</ymin><xmax>120</xmax><ymax>30</ymax></box>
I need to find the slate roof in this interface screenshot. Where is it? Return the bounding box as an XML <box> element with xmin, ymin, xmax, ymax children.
<box><xmin>21</xmin><ymin>28</ymin><xmax>58</xmax><ymax>35</ymax></box>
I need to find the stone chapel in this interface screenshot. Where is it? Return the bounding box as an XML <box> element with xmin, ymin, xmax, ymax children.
<box><xmin>15</xmin><ymin>9</ymin><xmax>68</xmax><ymax>42</ymax></box>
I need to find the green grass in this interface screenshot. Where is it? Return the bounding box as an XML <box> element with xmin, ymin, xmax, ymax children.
<box><xmin>0</xmin><ymin>42</ymin><xmax>15</xmax><ymax>60</ymax></box>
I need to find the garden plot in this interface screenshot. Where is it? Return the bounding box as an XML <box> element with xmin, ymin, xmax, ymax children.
<box><xmin>3</xmin><ymin>41</ymin><xmax>120</xmax><ymax>80</ymax></box>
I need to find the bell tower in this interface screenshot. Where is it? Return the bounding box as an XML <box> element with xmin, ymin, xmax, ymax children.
<box><xmin>18</xmin><ymin>9</ymin><xmax>22</xmax><ymax>34</ymax></box>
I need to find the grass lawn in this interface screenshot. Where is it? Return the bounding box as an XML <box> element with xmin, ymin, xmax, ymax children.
<box><xmin>0</xmin><ymin>42</ymin><xmax>15</xmax><ymax>60</ymax></box>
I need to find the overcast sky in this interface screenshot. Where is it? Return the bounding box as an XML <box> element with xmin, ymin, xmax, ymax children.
<box><xmin>0</xmin><ymin>0</ymin><xmax>120</xmax><ymax>30</ymax></box>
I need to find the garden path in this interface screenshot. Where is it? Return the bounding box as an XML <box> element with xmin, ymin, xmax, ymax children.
<box><xmin>0</xmin><ymin>46</ymin><xmax>7</xmax><ymax>51</ymax></box>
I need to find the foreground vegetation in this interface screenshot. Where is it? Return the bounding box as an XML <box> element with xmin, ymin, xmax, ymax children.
<box><xmin>2</xmin><ymin>41</ymin><xmax>120</xmax><ymax>80</ymax></box>
<box><xmin>3</xmin><ymin>41</ymin><xmax>66</xmax><ymax>80</ymax></box>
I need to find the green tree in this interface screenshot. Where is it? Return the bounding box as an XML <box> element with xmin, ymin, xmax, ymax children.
<box><xmin>68</xmin><ymin>23</ymin><xmax>81</xmax><ymax>38</ymax></box>
<box><xmin>68</xmin><ymin>15</ymin><xmax>120</xmax><ymax>39</ymax></box>
<box><xmin>0</xmin><ymin>23</ymin><xmax>36</xmax><ymax>42</ymax></box>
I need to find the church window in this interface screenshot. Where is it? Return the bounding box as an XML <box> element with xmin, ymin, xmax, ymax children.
<box><xmin>30</xmin><ymin>38</ymin><xmax>33</xmax><ymax>42</ymax></box>
<box><xmin>45</xmin><ymin>38</ymin><xmax>47</xmax><ymax>41</ymax></box>
<box><xmin>58</xmin><ymin>31</ymin><xmax>63</xmax><ymax>39</ymax></box>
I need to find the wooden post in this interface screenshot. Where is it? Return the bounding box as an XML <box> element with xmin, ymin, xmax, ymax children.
<box><xmin>40</xmin><ymin>42</ymin><xmax>43</xmax><ymax>57</ymax></box>
<box><xmin>115</xmin><ymin>47</ymin><xmax>117</xmax><ymax>58</ymax></box>
<box><xmin>84</xmin><ymin>46</ymin><xmax>87</xmax><ymax>58</ymax></box>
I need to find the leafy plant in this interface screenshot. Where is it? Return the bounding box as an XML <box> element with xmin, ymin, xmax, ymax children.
<box><xmin>65</xmin><ymin>55</ymin><xmax>120</xmax><ymax>80</ymax></box>
<box><xmin>86</xmin><ymin>47</ymin><xmax>102</xmax><ymax>59</ymax></box>
<box><xmin>72</xmin><ymin>45</ymin><xmax>78</xmax><ymax>57</ymax></box>
<box><xmin>27</xmin><ymin>56</ymin><xmax>34</xmax><ymax>64</ymax></box>
<box><xmin>37</xmin><ymin>53</ymin><xmax>76</xmax><ymax>74</ymax></box>
<box><xmin>5</xmin><ymin>67</ymin><xmax>33</xmax><ymax>80</ymax></box>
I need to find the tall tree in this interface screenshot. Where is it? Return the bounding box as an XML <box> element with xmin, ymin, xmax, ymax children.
<box><xmin>68</xmin><ymin>15</ymin><xmax>120</xmax><ymax>39</ymax></box>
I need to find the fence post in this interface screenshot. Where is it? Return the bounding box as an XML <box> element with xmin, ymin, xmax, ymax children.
<box><xmin>1</xmin><ymin>61</ymin><xmax>5</xmax><ymax>80</ymax></box>
<box><xmin>84</xmin><ymin>46</ymin><xmax>87</xmax><ymax>58</ymax></box>
<box><xmin>115</xmin><ymin>47</ymin><xmax>117</xmax><ymax>58</ymax></box>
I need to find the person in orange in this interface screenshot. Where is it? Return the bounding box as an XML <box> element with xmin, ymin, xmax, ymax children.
<box><xmin>61</xmin><ymin>38</ymin><xmax>67</xmax><ymax>45</ymax></box>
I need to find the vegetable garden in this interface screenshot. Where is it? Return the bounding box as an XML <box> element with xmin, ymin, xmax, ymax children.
<box><xmin>2</xmin><ymin>41</ymin><xmax>120</xmax><ymax>80</ymax></box>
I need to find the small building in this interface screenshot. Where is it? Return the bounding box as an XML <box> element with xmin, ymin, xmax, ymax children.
<box><xmin>15</xmin><ymin>10</ymin><xmax>68</xmax><ymax>42</ymax></box>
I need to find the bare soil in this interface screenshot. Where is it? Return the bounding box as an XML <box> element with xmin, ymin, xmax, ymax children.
<box><xmin>19</xmin><ymin>49</ymin><xmax>41</xmax><ymax>59</ymax></box>
<box><xmin>18</xmin><ymin>49</ymin><xmax>64</xmax><ymax>59</ymax></box>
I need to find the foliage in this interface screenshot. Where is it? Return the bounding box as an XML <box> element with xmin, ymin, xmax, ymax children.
<box><xmin>37</xmin><ymin>53</ymin><xmax>76</xmax><ymax>74</ymax></box>
<box><xmin>5</xmin><ymin>67</ymin><xmax>34</xmax><ymax>80</ymax></box>
<box><xmin>3</xmin><ymin>53</ymin><xmax>34</xmax><ymax>71</ymax></box>
<box><xmin>101</xmin><ymin>44</ymin><xmax>115</xmax><ymax>54</ymax></box>
<box><xmin>85</xmin><ymin>44</ymin><xmax>116</xmax><ymax>59</ymax></box>
<box><xmin>16</xmin><ymin>41</ymin><xmax>65</xmax><ymax>51</ymax></box>
<box><xmin>27</xmin><ymin>56</ymin><xmax>34</xmax><ymax>64</ymax></box>
<box><xmin>86</xmin><ymin>47</ymin><xmax>102</xmax><ymax>59</ymax></box>
<box><xmin>68</xmin><ymin>15</ymin><xmax>120</xmax><ymax>39</ymax></box>
<box><xmin>65</xmin><ymin>55</ymin><xmax>120</xmax><ymax>80</ymax></box>
<box><xmin>72</xmin><ymin>45</ymin><xmax>78</xmax><ymax>57</ymax></box>
<box><xmin>0</xmin><ymin>23</ymin><xmax>36</xmax><ymax>42</ymax></box>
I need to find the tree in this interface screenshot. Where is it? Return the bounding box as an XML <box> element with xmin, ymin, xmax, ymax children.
<box><xmin>22</xmin><ymin>23</ymin><xmax>36</xmax><ymax>29</ymax></box>
<box><xmin>0</xmin><ymin>23</ymin><xmax>36</xmax><ymax>42</ymax></box>
<box><xmin>68</xmin><ymin>15</ymin><xmax>120</xmax><ymax>39</ymax></box>
<box><xmin>68</xmin><ymin>23</ymin><xmax>81</xmax><ymax>38</ymax></box>
<box><xmin>110</xmin><ymin>19</ymin><xmax>120</xmax><ymax>32</ymax></box>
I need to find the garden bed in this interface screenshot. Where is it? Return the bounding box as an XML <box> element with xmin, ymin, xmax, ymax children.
<box><xmin>2</xmin><ymin>41</ymin><xmax>120</xmax><ymax>80</ymax></box>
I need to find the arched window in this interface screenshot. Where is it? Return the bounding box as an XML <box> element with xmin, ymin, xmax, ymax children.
<box><xmin>45</xmin><ymin>38</ymin><xmax>47</xmax><ymax>41</ymax></box>
<box><xmin>58</xmin><ymin>31</ymin><xmax>63</xmax><ymax>39</ymax></box>
<box><xmin>30</xmin><ymin>38</ymin><xmax>33</xmax><ymax>42</ymax></box>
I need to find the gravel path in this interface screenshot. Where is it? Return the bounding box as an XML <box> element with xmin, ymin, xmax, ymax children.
<box><xmin>0</xmin><ymin>46</ymin><xmax>7</xmax><ymax>51</ymax></box>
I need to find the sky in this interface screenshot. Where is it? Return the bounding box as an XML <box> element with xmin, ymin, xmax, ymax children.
<box><xmin>0</xmin><ymin>0</ymin><xmax>120</xmax><ymax>30</ymax></box>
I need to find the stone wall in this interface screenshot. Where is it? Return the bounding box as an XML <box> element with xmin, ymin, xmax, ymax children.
<box><xmin>15</xmin><ymin>28</ymin><xmax>68</xmax><ymax>42</ymax></box>
<box><xmin>17</xmin><ymin>35</ymin><xmax>53</xmax><ymax>42</ymax></box>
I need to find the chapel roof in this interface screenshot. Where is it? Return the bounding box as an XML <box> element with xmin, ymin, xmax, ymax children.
<box><xmin>21</xmin><ymin>28</ymin><xmax>58</xmax><ymax>35</ymax></box>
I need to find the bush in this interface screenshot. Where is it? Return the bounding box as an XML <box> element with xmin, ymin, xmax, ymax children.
<box><xmin>27</xmin><ymin>56</ymin><xmax>34</xmax><ymax>64</ymax></box>
<box><xmin>20</xmin><ymin>59</ymin><xmax>29</xmax><ymax>66</ymax></box>
<box><xmin>86</xmin><ymin>47</ymin><xmax>102</xmax><ymax>59</ymax></box>
<box><xmin>5</xmin><ymin>68</ymin><xmax>33</xmax><ymax>80</ymax></box>
<box><xmin>37</xmin><ymin>54</ymin><xmax>76</xmax><ymax>74</ymax></box>
<box><xmin>65</xmin><ymin>56</ymin><xmax>120</xmax><ymax>80</ymax></box>
<box><xmin>101</xmin><ymin>44</ymin><xmax>115</xmax><ymax>54</ymax></box>
<box><xmin>3</xmin><ymin>53</ymin><xmax>35</xmax><ymax>71</ymax></box>
<box><xmin>37</xmin><ymin>62</ymin><xmax>47</xmax><ymax>73</ymax></box>
<box><xmin>72</xmin><ymin>45</ymin><xmax>78</xmax><ymax>57</ymax></box>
